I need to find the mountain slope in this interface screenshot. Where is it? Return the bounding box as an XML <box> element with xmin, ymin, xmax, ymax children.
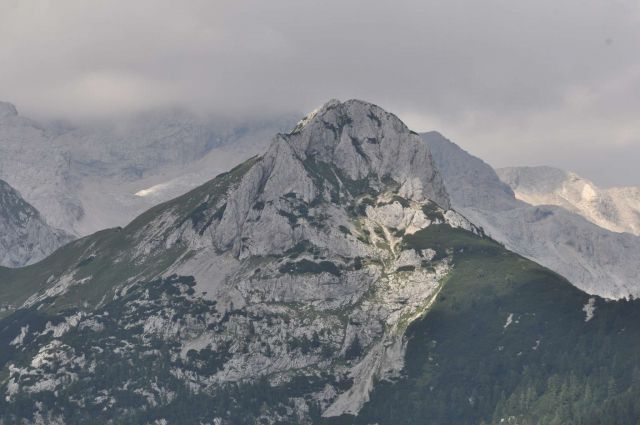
<box><xmin>0</xmin><ymin>179</ymin><xmax>72</xmax><ymax>268</ymax></box>
<box><xmin>422</xmin><ymin>132</ymin><xmax>640</xmax><ymax>299</ymax></box>
<box><xmin>497</xmin><ymin>166</ymin><xmax>640</xmax><ymax>236</ymax></box>
<box><xmin>0</xmin><ymin>101</ymin><xmax>293</xmax><ymax>235</ymax></box>
<box><xmin>0</xmin><ymin>99</ymin><xmax>465</xmax><ymax>422</ymax></box>
<box><xmin>2</xmin><ymin>100</ymin><xmax>640</xmax><ymax>424</ymax></box>
<box><xmin>328</xmin><ymin>225</ymin><xmax>640</xmax><ymax>425</ymax></box>
<box><xmin>422</xmin><ymin>131</ymin><xmax>522</xmax><ymax>213</ymax></box>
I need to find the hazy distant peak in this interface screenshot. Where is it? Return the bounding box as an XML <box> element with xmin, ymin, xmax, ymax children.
<box><xmin>497</xmin><ymin>166</ymin><xmax>640</xmax><ymax>236</ymax></box>
<box><xmin>0</xmin><ymin>101</ymin><xmax>18</xmax><ymax>118</ymax></box>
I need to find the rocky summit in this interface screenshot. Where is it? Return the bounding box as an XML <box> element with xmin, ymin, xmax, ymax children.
<box><xmin>3</xmin><ymin>100</ymin><xmax>640</xmax><ymax>424</ymax></box>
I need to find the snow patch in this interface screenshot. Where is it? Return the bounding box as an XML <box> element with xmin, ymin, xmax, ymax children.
<box><xmin>135</xmin><ymin>182</ymin><xmax>172</xmax><ymax>198</ymax></box>
<box><xmin>583</xmin><ymin>297</ymin><xmax>596</xmax><ymax>322</ymax></box>
<box><xmin>503</xmin><ymin>313</ymin><xmax>513</xmax><ymax>329</ymax></box>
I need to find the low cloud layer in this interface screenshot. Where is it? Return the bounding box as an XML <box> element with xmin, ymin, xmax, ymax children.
<box><xmin>1</xmin><ymin>0</ymin><xmax>638</xmax><ymax>186</ymax></box>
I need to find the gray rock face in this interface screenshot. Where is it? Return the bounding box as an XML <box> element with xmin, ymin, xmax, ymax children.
<box><xmin>211</xmin><ymin>100</ymin><xmax>450</xmax><ymax>258</ymax></box>
<box><xmin>166</xmin><ymin>101</ymin><xmax>458</xmax><ymax>415</ymax></box>
<box><xmin>0</xmin><ymin>180</ymin><xmax>73</xmax><ymax>267</ymax></box>
<box><xmin>287</xmin><ymin>101</ymin><xmax>450</xmax><ymax>208</ymax></box>
<box><xmin>423</xmin><ymin>132</ymin><xmax>640</xmax><ymax>299</ymax></box>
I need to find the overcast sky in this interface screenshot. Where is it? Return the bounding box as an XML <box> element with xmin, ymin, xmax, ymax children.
<box><xmin>1</xmin><ymin>0</ymin><xmax>638</xmax><ymax>186</ymax></box>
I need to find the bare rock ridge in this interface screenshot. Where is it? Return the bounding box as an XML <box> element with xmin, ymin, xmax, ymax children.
<box><xmin>422</xmin><ymin>131</ymin><xmax>521</xmax><ymax>212</ymax></box>
<box><xmin>287</xmin><ymin>100</ymin><xmax>449</xmax><ymax>208</ymax></box>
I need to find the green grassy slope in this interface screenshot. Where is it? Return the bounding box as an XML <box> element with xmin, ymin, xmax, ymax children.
<box><xmin>327</xmin><ymin>225</ymin><xmax>640</xmax><ymax>425</ymax></box>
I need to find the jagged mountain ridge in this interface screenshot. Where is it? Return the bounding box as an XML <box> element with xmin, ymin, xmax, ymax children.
<box><xmin>0</xmin><ymin>179</ymin><xmax>72</xmax><ymax>268</ymax></box>
<box><xmin>497</xmin><ymin>166</ymin><xmax>640</xmax><ymax>236</ymax></box>
<box><xmin>423</xmin><ymin>132</ymin><xmax>640</xmax><ymax>299</ymax></box>
<box><xmin>0</xmin><ymin>101</ymin><xmax>294</xmax><ymax>235</ymax></box>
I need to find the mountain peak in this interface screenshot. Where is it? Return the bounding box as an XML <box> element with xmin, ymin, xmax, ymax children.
<box><xmin>0</xmin><ymin>101</ymin><xmax>18</xmax><ymax>118</ymax></box>
<box><xmin>292</xmin><ymin>98</ymin><xmax>404</xmax><ymax>135</ymax></box>
<box><xmin>282</xmin><ymin>99</ymin><xmax>450</xmax><ymax>208</ymax></box>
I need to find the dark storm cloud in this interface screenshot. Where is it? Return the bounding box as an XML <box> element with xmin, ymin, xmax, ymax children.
<box><xmin>0</xmin><ymin>0</ymin><xmax>638</xmax><ymax>185</ymax></box>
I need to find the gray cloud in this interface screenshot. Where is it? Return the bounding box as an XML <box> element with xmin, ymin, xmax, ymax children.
<box><xmin>0</xmin><ymin>0</ymin><xmax>638</xmax><ymax>186</ymax></box>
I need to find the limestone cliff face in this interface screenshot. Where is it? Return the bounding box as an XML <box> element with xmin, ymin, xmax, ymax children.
<box><xmin>287</xmin><ymin>100</ymin><xmax>449</xmax><ymax>208</ymax></box>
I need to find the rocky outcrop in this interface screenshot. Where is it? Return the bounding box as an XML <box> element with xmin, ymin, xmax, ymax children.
<box><xmin>210</xmin><ymin>100</ymin><xmax>450</xmax><ymax>258</ymax></box>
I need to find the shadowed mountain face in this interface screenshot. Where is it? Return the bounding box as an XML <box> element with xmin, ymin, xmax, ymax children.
<box><xmin>2</xmin><ymin>101</ymin><xmax>640</xmax><ymax>424</ymax></box>
<box><xmin>0</xmin><ymin>179</ymin><xmax>72</xmax><ymax>268</ymax></box>
<box><xmin>423</xmin><ymin>131</ymin><xmax>640</xmax><ymax>300</ymax></box>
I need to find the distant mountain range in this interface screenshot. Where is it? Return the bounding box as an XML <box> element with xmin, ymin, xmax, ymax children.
<box><xmin>2</xmin><ymin>100</ymin><xmax>640</xmax><ymax>424</ymax></box>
